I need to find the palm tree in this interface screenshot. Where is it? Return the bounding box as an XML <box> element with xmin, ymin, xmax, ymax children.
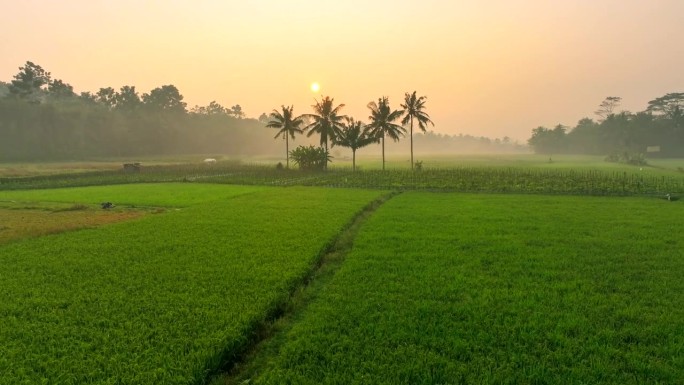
<box><xmin>400</xmin><ymin>91</ymin><xmax>434</xmax><ymax>170</ymax></box>
<box><xmin>335</xmin><ymin>117</ymin><xmax>378</xmax><ymax>171</ymax></box>
<box><xmin>367</xmin><ymin>96</ymin><xmax>405</xmax><ymax>171</ymax></box>
<box><xmin>303</xmin><ymin>96</ymin><xmax>346</xmax><ymax>169</ymax></box>
<box><xmin>266</xmin><ymin>105</ymin><xmax>304</xmax><ymax>169</ymax></box>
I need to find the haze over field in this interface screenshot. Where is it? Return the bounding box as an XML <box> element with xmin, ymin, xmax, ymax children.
<box><xmin>2</xmin><ymin>0</ymin><xmax>683</xmax><ymax>141</ymax></box>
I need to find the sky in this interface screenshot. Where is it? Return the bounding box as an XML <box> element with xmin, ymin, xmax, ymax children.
<box><xmin>1</xmin><ymin>0</ymin><xmax>683</xmax><ymax>141</ymax></box>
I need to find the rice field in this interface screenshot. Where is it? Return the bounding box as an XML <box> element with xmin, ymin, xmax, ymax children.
<box><xmin>1</xmin><ymin>158</ymin><xmax>683</xmax><ymax>384</ymax></box>
<box><xmin>0</xmin><ymin>184</ymin><xmax>385</xmax><ymax>384</ymax></box>
<box><xmin>239</xmin><ymin>193</ymin><xmax>684</xmax><ymax>384</ymax></box>
<box><xmin>2</xmin><ymin>160</ymin><xmax>683</xmax><ymax>196</ymax></box>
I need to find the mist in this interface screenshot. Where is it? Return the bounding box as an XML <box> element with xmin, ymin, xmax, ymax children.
<box><xmin>0</xmin><ymin>63</ymin><xmax>526</xmax><ymax>163</ymax></box>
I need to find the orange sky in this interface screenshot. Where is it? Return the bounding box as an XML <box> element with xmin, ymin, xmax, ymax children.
<box><xmin>2</xmin><ymin>0</ymin><xmax>683</xmax><ymax>141</ymax></box>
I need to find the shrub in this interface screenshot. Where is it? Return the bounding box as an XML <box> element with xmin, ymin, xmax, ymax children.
<box><xmin>289</xmin><ymin>145</ymin><xmax>331</xmax><ymax>171</ymax></box>
<box><xmin>605</xmin><ymin>151</ymin><xmax>647</xmax><ymax>166</ymax></box>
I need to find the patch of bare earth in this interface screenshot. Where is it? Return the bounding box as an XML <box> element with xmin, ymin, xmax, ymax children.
<box><xmin>0</xmin><ymin>207</ymin><xmax>147</xmax><ymax>244</ymax></box>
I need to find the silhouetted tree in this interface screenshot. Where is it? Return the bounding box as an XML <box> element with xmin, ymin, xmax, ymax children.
<box><xmin>335</xmin><ymin>117</ymin><xmax>377</xmax><ymax>171</ymax></box>
<box><xmin>400</xmin><ymin>91</ymin><xmax>434</xmax><ymax>170</ymax></box>
<box><xmin>595</xmin><ymin>96</ymin><xmax>622</xmax><ymax>122</ymax></box>
<box><xmin>96</xmin><ymin>87</ymin><xmax>117</xmax><ymax>109</ymax></box>
<box><xmin>9</xmin><ymin>61</ymin><xmax>51</xmax><ymax>102</ymax></box>
<box><xmin>527</xmin><ymin>125</ymin><xmax>567</xmax><ymax>158</ymax></box>
<box><xmin>367</xmin><ymin>96</ymin><xmax>405</xmax><ymax>170</ymax></box>
<box><xmin>142</xmin><ymin>85</ymin><xmax>186</xmax><ymax>113</ymax></box>
<box><xmin>303</xmin><ymin>96</ymin><xmax>346</xmax><ymax>169</ymax></box>
<box><xmin>115</xmin><ymin>86</ymin><xmax>142</xmax><ymax>112</ymax></box>
<box><xmin>47</xmin><ymin>79</ymin><xmax>75</xmax><ymax>99</ymax></box>
<box><xmin>266</xmin><ymin>105</ymin><xmax>305</xmax><ymax>169</ymax></box>
<box><xmin>230</xmin><ymin>104</ymin><xmax>245</xmax><ymax>119</ymax></box>
<box><xmin>647</xmin><ymin>93</ymin><xmax>684</xmax><ymax>128</ymax></box>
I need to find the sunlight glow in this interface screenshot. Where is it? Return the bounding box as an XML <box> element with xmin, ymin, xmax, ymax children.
<box><xmin>310</xmin><ymin>82</ymin><xmax>320</xmax><ymax>93</ymax></box>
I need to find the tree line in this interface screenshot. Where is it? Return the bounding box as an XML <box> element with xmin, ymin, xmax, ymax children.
<box><xmin>0</xmin><ymin>61</ymin><xmax>279</xmax><ymax>161</ymax></box>
<box><xmin>1</xmin><ymin>60</ymin><xmax>525</xmax><ymax>164</ymax></box>
<box><xmin>527</xmin><ymin>94</ymin><xmax>684</xmax><ymax>159</ymax></box>
<box><xmin>267</xmin><ymin>93</ymin><xmax>435</xmax><ymax>171</ymax></box>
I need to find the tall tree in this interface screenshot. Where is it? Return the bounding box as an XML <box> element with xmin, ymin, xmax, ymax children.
<box><xmin>303</xmin><ymin>96</ymin><xmax>346</xmax><ymax>169</ymax></box>
<box><xmin>527</xmin><ymin>124</ymin><xmax>567</xmax><ymax>159</ymax></box>
<box><xmin>335</xmin><ymin>117</ymin><xmax>378</xmax><ymax>171</ymax></box>
<box><xmin>266</xmin><ymin>105</ymin><xmax>305</xmax><ymax>169</ymax></box>
<box><xmin>594</xmin><ymin>96</ymin><xmax>622</xmax><ymax>122</ymax></box>
<box><xmin>9</xmin><ymin>61</ymin><xmax>51</xmax><ymax>102</ymax></box>
<box><xmin>96</xmin><ymin>87</ymin><xmax>117</xmax><ymax>109</ymax></box>
<box><xmin>230</xmin><ymin>104</ymin><xmax>245</xmax><ymax>119</ymax></box>
<box><xmin>115</xmin><ymin>86</ymin><xmax>142</xmax><ymax>112</ymax></box>
<box><xmin>206</xmin><ymin>101</ymin><xmax>227</xmax><ymax>115</ymax></box>
<box><xmin>142</xmin><ymin>85</ymin><xmax>187</xmax><ymax>113</ymax></box>
<box><xmin>400</xmin><ymin>91</ymin><xmax>434</xmax><ymax>170</ymax></box>
<box><xmin>367</xmin><ymin>96</ymin><xmax>405</xmax><ymax>170</ymax></box>
<box><xmin>47</xmin><ymin>79</ymin><xmax>75</xmax><ymax>99</ymax></box>
<box><xmin>647</xmin><ymin>92</ymin><xmax>684</xmax><ymax>127</ymax></box>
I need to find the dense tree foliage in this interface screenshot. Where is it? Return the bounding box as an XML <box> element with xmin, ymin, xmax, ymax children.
<box><xmin>0</xmin><ymin>61</ymin><xmax>281</xmax><ymax>161</ymax></box>
<box><xmin>289</xmin><ymin>145</ymin><xmax>330</xmax><ymax>171</ymax></box>
<box><xmin>528</xmin><ymin>94</ymin><xmax>684</xmax><ymax>158</ymax></box>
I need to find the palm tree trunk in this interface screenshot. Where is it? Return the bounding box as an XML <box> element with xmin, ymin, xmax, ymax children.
<box><xmin>410</xmin><ymin>117</ymin><xmax>414</xmax><ymax>170</ymax></box>
<box><xmin>324</xmin><ymin>140</ymin><xmax>328</xmax><ymax>170</ymax></box>
<box><xmin>285</xmin><ymin>134</ymin><xmax>289</xmax><ymax>169</ymax></box>
<box><xmin>352</xmin><ymin>149</ymin><xmax>356</xmax><ymax>172</ymax></box>
<box><xmin>382</xmin><ymin>133</ymin><xmax>385</xmax><ymax>171</ymax></box>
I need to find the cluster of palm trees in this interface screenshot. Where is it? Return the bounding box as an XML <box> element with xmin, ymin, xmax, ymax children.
<box><xmin>266</xmin><ymin>91</ymin><xmax>433</xmax><ymax>171</ymax></box>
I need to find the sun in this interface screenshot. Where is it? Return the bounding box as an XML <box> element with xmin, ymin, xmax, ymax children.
<box><xmin>310</xmin><ymin>82</ymin><xmax>320</xmax><ymax>93</ymax></box>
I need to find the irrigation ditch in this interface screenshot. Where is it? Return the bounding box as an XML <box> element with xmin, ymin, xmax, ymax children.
<box><xmin>208</xmin><ymin>191</ymin><xmax>401</xmax><ymax>385</ymax></box>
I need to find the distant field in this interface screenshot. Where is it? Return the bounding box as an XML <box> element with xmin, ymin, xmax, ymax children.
<box><xmin>2</xmin><ymin>163</ymin><xmax>683</xmax><ymax>384</ymax></box>
<box><xmin>2</xmin><ymin>157</ymin><xmax>683</xmax><ymax>196</ymax></box>
<box><xmin>0</xmin><ymin>182</ymin><xmax>264</xmax><ymax>207</ymax></box>
<box><xmin>0</xmin><ymin>156</ymin><xmax>237</xmax><ymax>177</ymax></box>
<box><xmin>348</xmin><ymin>153</ymin><xmax>684</xmax><ymax>174</ymax></box>
<box><xmin>0</xmin><ymin>184</ymin><xmax>385</xmax><ymax>384</ymax></box>
<box><xmin>3</xmin><ymin>154</ymin><xmax>684</xmax><ymax>177</ymax></box>
<box><xmin>241</xmin><ymin>193</ymin><xmax>684</xmax><ymax>384</ymax></box>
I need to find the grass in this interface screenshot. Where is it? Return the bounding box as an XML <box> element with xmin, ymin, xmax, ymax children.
<box><xmin>243</xmin><ymin>193</ymin><xmax>684</xmax><ymax>384</ymax></box>
<box><xmin>0</xmin><ymin>184</ymin><xmax>385</xmax><ymax>384</ymax></box>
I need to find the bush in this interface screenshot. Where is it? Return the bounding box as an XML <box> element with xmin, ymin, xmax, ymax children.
<box><xmin>605</xmin><ymin>151</ymin><xmax>647</xmax><ymax>166</ymax></box>
<box><xmin>289</xmin><ymin>145</ymin><xmax>331</xmax><ymax>171</ymax></box>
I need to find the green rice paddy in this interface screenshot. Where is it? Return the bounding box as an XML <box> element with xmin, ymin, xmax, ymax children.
<box><xmin>0</xmin><ymin>184</ymin><xmax>385</xmax><ymax>384</ymax></box>
<box><xmin>1</xmin><ymin>158</ymin><xmax>682</xmax><ymax>384</ymax></box>
<box><xmin>245</xmin><ymin>193</ymin><xmax>684</xmax><ymax>384</ymax></box>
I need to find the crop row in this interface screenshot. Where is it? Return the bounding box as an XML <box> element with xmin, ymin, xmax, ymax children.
<box><xmin>0</xmin><ymin>185</ymin><xmax>384</xmax><ymax>384</ymax></box>
<box><xmin>246</xmin><ymin>193</ymin><xmax>684</xmax><ymax>384</ymax></box>
<box><xmin>1</xmin><ymin>163</ymin><xmax>683</xmax><ymax>196</ymax></box>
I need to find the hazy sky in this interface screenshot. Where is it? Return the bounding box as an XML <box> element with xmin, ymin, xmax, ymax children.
<box><xmin>2</xmin><ymin>0</ymin><xmax>683</xmax><ymax>141</ymax></box>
